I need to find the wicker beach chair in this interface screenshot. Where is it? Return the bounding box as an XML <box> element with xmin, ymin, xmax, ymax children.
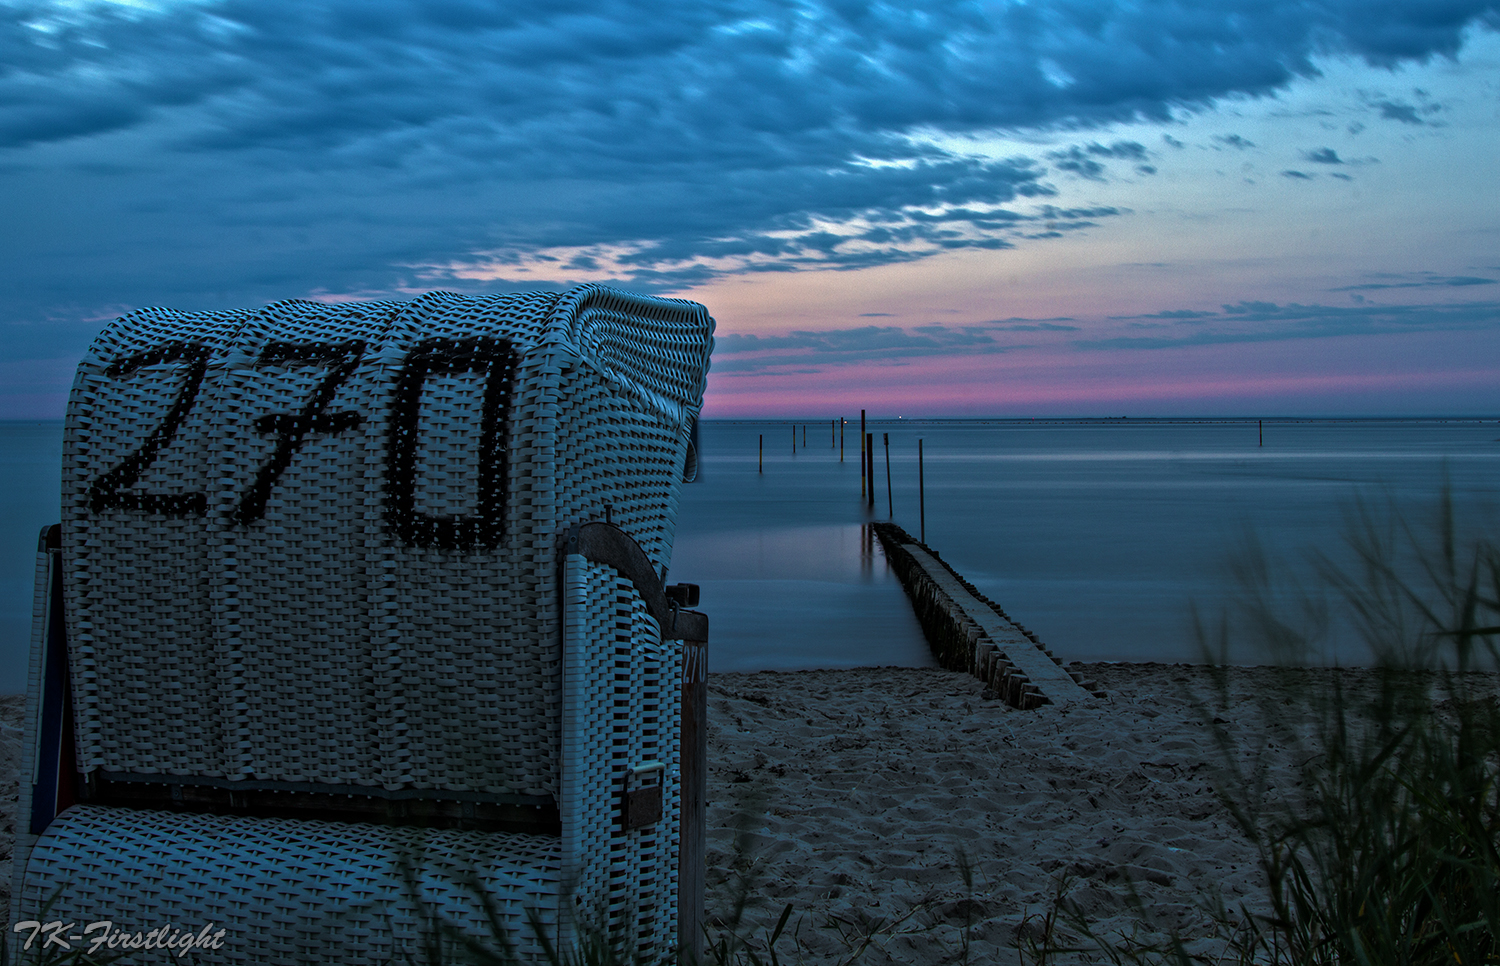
<box><xmin>11</xmin><ymin>285</ymin><xmax>713</xmax><ymax>964</ymax></box>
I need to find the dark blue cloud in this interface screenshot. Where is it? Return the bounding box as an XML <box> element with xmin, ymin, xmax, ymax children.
<box><xmin>1047</xmin><ymin>140</ymin><xmax>1151</xmax><ymax>180</ymax></box>
<box><xmin>1077</xmin><ymin>298</ymin><xmax>1500</xmax><ymax>350</ymax></box>
<box><xmin>711</xmin><ymin>322</ymin><xmax>1012</xmax><ymax>373</ymax></box>
<box><xmin>1222</xmin><ymin>301</ymin><xmax>1298</xmax><ymax>315</ymax></box>
<box><xmin>1376</xmin><ymin>99</ymin><xmax>1438</xmax><ymax>123</ymax></box>
<box><xmin>1362</xmin><ymin>89</ymin><xmax>1447</xmax><ymax>125</ymax></box>
<box><xmin>1379</xmin><ymin>100</ymin><xmax>1420</xmax><ymax>123</ymax></box>
<box><xmin>1113</xmin><ymin>309</ymin><xmax>1219</xmax><ymax>321</ymax></box>
<box><xmin>1331</xmin><ymin>273</ymin><xmax>1497</xmax><ymax>291</ymax></box>
<box><xmin>1048</xmin><ymin>147</ymin><xmax>1107</xmax><ymax>180</ymax></box>
<box><xmin>986</xmin><ymin>321</ymin><xmax>1081</xmax><ymax>332</ymax></box>
<box><xmin>1304</xmin><ymin>147</ymin><xmax>1345</xmax><ymax>164</ymax></box>
<box><xmin>718</xmin><ymin>325</ymin><xmax>997</xmax><ymax>354</ymax></box>
<box><xmin>706</xmin><ymin>294</ymin><xmax>1500</xmax><ymax>367</ymax></box>
<box><xmin>8</xmin><ymin>1</ymin><xmax>1495</xmax><ymax>156</ymax></box>
<box><xmin>1094</xmin><ymin>142</ymin><xmax>1149</xmax><ymax>161</ymax></box>
<box><xmin>1</xmin><ymin>0</ymin><xmax>1497</xmax><ymax>353</ymax></box>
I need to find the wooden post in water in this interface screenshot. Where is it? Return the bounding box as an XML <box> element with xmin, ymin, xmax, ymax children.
<box><xmin>1259</xmin><ymin>419</ymin><xmax>1263</xmax><ymax>447</ymax></box>
<box><xmin>859</xmin><ymin>411</ymin><xmax>866</xmax><ymax>498</ymax></box>
<box><xmin>919</xmin><ymin>437</ymin><xmax>925</xmax><ymax>544</ymax></box>
<box><xmin>840</xmin><ymin>418</ymin><xmax>845</xmax><ymax>462</ymax></box>
<box><xmin>803</xmin><ymin>424</ymin><xmax>806</xmax><ymax>448</ymax></box>
<box><xmin>758</xmin><ymin>434</ymin><xmax>763</xmax><ymax>473</ymax></box>
<box><xmin>831</xmin><ymin>419</ymin><xmax>835</xmax><ymax>448</ymax></box>
<box><xmin>883</xmin><ymin>432</ymin><xmax>892</xmax><ymax>519</ymax></box>
<box><xmin>866</xmin><ymin>433</ymin><xmax>875</xmax><ymax>509</ymax></box>
<box><xmin>791</xmin><ymin>425</ymin><xmax>796</xmax><ymax>455</ymax></box>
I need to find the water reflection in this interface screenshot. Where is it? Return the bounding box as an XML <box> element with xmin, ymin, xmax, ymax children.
<box><xmin>668</xmin><ymin>521</ymin><xmax>935</xmax><ymax>673</ymax></box>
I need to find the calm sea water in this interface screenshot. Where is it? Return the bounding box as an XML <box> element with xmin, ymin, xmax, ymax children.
<box><xmin>3</xmin><ymin>418</ymin><xmax>1497</xmax><ymax>691</ymax></box>
<box><xmin>675</xmin><ymin>418</ymin><xmax>1500</xmax><ymax>671</ymax></box>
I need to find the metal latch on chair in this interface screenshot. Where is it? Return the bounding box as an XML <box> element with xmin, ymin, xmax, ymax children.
<box><xmin>621</xmin><ymin>762</ymin><xmax>664</xmax><ymax>831</ymax></box>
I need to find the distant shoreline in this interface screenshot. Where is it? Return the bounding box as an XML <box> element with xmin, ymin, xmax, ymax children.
<box><xmin>13</xmin><ymin>415</ymin><xmax>1500</xmax><ymax>426</ymax></box>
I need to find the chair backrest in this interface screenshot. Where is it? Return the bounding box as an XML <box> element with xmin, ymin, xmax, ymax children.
<box><xmin>60</xmin><ymin>284</ymin><xmax>713</xmax><ymax>805</ymax></box>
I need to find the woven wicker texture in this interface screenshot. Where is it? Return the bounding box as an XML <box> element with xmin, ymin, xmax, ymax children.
<box><xmin>16</xmin><ymin>551</ymin><xmax>688</xmax><ymax>964</ymax></box>
<box><xmin>60</xmin><ymin>285</ymin><xmax>713</xmax><ymax>798</ymax></box>
<box><xmin>21</xmin><ymin>804</ymin><xmax>564</xmax><ymax>963</ymax></box>
<box><xmin>561</xmin><ymin>555</ymin><xmax>682</xmax><ymax>960</ymax></box>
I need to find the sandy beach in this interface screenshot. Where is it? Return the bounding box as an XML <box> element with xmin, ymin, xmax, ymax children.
<box><xmin>0</xmin><ymin>665</ymin><xmax>1410</xmax><ymax>963</ymax></box>
<box><xmin>701</xmin><ymin>662</ymin><xmax>1398</xmax><ymax>965</ymax></box>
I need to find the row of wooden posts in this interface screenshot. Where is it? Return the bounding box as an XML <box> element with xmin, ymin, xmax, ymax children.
<box><xmin>758</xmin><ymin>419</ymin><xmax>1269</xmax><ymax>473</ymax></box>
<box><xmin>756</xmin><ymin>411</ymin><xmax>926</xmax><ymax>543</ymax></box>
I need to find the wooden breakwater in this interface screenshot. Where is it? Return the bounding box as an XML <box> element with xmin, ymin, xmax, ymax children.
<box><xmin>872</xmin><ymin>522</ymin><xmax>1104</xmax><ymax>710</ymax></box>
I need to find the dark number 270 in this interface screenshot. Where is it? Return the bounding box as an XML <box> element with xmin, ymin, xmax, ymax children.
<box><xmin>87</xmin><ymin>336</ymin><xmax>518</xmax><ymax>553</ymax></box>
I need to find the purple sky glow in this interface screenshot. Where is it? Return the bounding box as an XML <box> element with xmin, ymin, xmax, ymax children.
<box><xmin>2</xmin><ymin>0</ymin><xmax>1497</xmax><ymax>417</ymax></box>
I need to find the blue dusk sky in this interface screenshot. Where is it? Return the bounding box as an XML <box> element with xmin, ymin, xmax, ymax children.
<box><xmin>2</xmin><ymin>0</ymin><xmax>1497</xmax><ymax>417</ymax></box>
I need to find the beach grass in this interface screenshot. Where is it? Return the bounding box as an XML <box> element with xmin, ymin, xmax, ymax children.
<box><xmin>1021</xmin><ymin>491</ymin><xmax>1500</xmax><ymax>965</ymax></box>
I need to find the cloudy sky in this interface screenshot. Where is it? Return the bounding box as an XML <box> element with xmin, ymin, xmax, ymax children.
<box><xmin>2</xmin><ymin>0</ymin><xmax>1497</xmax><ymax>417</ymax></box>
